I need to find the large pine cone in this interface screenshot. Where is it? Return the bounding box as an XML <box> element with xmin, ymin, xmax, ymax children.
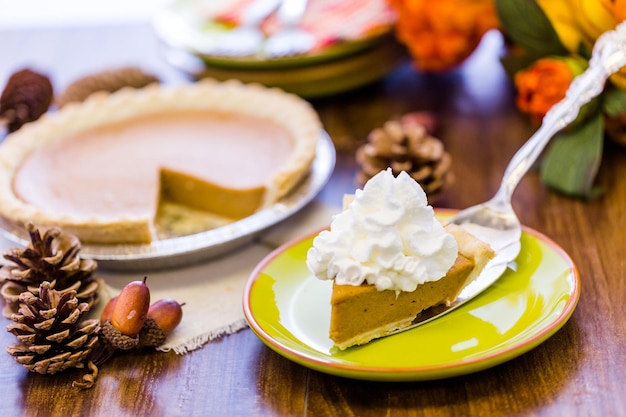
<box><xmin>55</xmin><ymin>66</ymin><xmax>159</xmax><ymax>108</ymax></box>
<box><xmin>6</xmin><ymin>281</ymin><xmax>100</xmax><ymax>374</ymax></box>
<box><xmin>0</xmin><ymin>223</ymin><xmax>101</xmax><ymax>318</ymax></box>
<box><xmin>355</xmin><ymin>116</ymin><xmax>454</xmax><ymax>197</ymax></box>
<box><xmin>0</xmin><ymin>68</ymin><xmax>53</xmax><ymax>132</ymax></box>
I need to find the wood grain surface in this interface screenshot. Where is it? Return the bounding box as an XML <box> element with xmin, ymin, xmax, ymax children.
<box><xmin>0</xmin><ymin>23</ymin><xmax>624</xmax><ymax>417</ymax></box>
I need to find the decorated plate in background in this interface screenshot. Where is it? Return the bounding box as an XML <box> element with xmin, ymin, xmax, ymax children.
<box><xmin>243</xmin><ymin>219</ymin><xmax>580</xmax><ymax>381</ymax></box>
<box><xmin>153</xmin><ymin>0</ymin><xmax>398</xmax><ymax>69</ymax></box>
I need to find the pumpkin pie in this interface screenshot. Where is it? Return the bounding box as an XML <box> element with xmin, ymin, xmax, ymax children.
<box><xmin>329</xmin><ymin>223</ymin><xmax>495</xmax><ymax>350</ymax></box>
<box><xmin>0</xmin><ymin>79</ymin><xmax>321</xmax><ymax>243</ymax></box>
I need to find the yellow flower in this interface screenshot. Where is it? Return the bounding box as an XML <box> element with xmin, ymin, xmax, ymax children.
<box><xmin>603</xmin><ymin>0</ymin><xmax>626</xmax><ymax>21</ymax></box>
<box><xmin>600</xmin><ymin>0</ymin><xmax>626</xmax><ymax>90</ymax></box>
<box><xmin>387</xmin><ymin>0</ymin><xmax>499</xmax><ymax>72</ymax></box>
<box><xmin>537</xmin><ymin>0</ymin><xmax>626</xmax><ymax>92</ymax></box>
<box><xmin>570</xmin><ymin>0</ymin><xmax>618</xmax><ymax>47</ymax></box>
<box><xmin>570</xmin><ymin>0</ymin><xmax>626</xmax><ymax>92</ymax></box>
<box><xmin>536</xmin><ymin>0</ymin><xmax>587</xmax><ymax>53</ymax></box>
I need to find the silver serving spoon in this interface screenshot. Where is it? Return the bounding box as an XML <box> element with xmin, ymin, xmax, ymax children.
<box><xmin>398</xmin><ymin>21</ymin><xmax>626</xmax><ymax>331</ymax></box>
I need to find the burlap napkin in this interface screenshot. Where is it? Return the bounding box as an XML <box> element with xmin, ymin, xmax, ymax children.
<box><xmin>15</xmin><ymin>201</ymin><xmax>336</xmax><ymax>354</ymax></box>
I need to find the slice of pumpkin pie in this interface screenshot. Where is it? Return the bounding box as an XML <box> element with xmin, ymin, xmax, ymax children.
<box><xmin>306</xmin><ymin>169</ymin><xmax>494</xmax><ymax>350</ymax></box>
<box><xmin>0</xmin><ymin>79</ymin><xmax>321</xmax><ymax>243</ymax></box>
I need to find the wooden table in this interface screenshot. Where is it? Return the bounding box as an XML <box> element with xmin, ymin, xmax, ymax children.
<box><xmin>1</xmin><ymin>23</ymin><xmax>625</xmax><ymax>417</ymax></box>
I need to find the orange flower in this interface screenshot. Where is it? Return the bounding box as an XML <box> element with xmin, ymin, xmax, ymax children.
<box><xmin>387</xmin><ymin>0</ymin><xmax>500</xmax><ymax>72</ymax></box>
<box><xmin>601</xmin><ymin>0</ymin><xmax>626</xmax><ymax>22</ymax></box>
<box><xmin>514</xmin><ymin>57</ymin><xmax>587</xmax><ymax>125</ymax></box>
<box><xmin>600</xmin><ymin>0</ymin><xmax>626</xmax><ymax>90</ymax></box>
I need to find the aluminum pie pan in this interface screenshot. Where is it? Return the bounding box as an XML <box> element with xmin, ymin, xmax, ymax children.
<box><xmin>0</xmin><ymin>131</ymin><xmax>335</xmax><ymax>271</ymax></box>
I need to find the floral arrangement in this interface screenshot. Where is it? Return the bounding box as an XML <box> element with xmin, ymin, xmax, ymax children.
<box><xmin>386</xmin><ymin>0</ymin><xmax>626</xmax><ymax>198</ymax></box>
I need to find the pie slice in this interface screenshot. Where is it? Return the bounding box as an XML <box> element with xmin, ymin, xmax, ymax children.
<box><xmin>0</xmin><ymin>79</ymin><xmax>321</xmax><ymax>243</ymax></box>
<box><xmin>328</xmin><ymin>211</ymin><xmax>494</xmax><ymax>350</ymax></box>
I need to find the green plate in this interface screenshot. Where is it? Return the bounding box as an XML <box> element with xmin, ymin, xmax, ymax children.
<box><xmin>243</xmin><ymin>213</ymin><xmax>580</xmax><ymax>381</ymax></box>
<box><xmin>153</xmin><ymin>0</ymin><xmax>394</xmax><ymax>70</ymax></box>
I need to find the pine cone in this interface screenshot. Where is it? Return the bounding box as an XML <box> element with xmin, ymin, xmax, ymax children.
<box><xmin>6</xmin><ymin>281</ymin><xmax>100</xmax><ymax>374</ymax></box>
<box><xmin>0</xmin><ymin>68</ymin><xmax>53</xmax><ymax>132</ymax></box>
<box><xmin>0</xmin><ymin>222</ymin><xmax>101</xmax><ymax>318</ymax></box>
<box><xmin>355</xmin><ymin>117</ymin><xmax>454</xmax><ymax>197</ymax></box>
<box><xmin>56</xmin><ymin>66</ymin><xmax>159</xmax><ymax>108</ymax></box>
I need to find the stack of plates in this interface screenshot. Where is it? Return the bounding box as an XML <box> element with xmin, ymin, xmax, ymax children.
<box><xmin>153</xmin><ymin>0</ymin><xmax>407</xmax><ymax>98</ymax></box>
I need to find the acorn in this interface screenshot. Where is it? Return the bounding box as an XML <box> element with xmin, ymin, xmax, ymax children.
<box><xmin>110</xmin><ymin>277</ymin><xmax>150</xmax><ymax>337</ymax></box>
<box><xmin>139</xmin><ymin>298</ymin><xmax>184</xmax><ymax>348</ymax></box>
<box><xmin>147</xmin><ymin>298</ymin><xmax>184</xmax><ymax>335</ymax></box>
<box><xmin>99</xmin><ymin>277</ymin><xmax>151</xmax><ymax>351</ymax></box>
<box><xmin>100</xmin><ymin>295</ymin><xmax>118</xmax><ymax>322</ymax></box>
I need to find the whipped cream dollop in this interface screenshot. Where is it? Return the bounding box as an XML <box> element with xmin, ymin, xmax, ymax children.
<box><xmin>306</xmin><ymin>169</ymin><xmax>458</xmax><ymax>293</ymax></box>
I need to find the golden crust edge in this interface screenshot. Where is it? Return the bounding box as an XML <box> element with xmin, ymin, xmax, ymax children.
<box><xmin>333</xmin><ymin>316</ymin><xmax>416</xmax><ymax>351</ymax></box>
<box><xmin>444</xmin><ymin>223</ymin><xmax>496</xmax><ymax>289</ymax></box>
<box><xmin>0</xmin><ymin>79</ymin><xmax>321</xmax><ymax>243</ymax></box>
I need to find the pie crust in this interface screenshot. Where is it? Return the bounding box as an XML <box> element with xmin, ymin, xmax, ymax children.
<box><xmin>0</xmin><ymin>79</ymin><xmax>321</xmax><ymax>243</ymax></box>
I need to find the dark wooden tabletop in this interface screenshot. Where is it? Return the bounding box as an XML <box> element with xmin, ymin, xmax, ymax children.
<box><xmin>1</xmin><ymin>22</ymin><xmax>625</xmax><ymax>417</ymax></box>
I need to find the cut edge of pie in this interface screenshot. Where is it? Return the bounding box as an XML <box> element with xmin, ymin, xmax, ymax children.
<box><xmin>0</xmin><ymin>79</ymin><xmax>321</xmax><ymax>243</ymax></box>
<box><xmin>328</xmin><ymin>221</ymin><xmax>495</xmax><ymax>350</ymax></box>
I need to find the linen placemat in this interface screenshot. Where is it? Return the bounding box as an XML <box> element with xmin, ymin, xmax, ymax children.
<box><xmin>0</xmin><ymin>201</ymin><xmax>338</xmax><ymax>354</ymax></box>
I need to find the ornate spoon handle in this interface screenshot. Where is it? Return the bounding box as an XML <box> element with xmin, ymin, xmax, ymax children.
<box><xmin>496</xmin><ymin>20</ymin><xmax>626</xmax><ymax>201</ymax></box>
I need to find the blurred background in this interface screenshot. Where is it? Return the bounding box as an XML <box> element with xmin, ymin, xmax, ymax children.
<box><xmin>0</xmin><ymin>0</ymin><xmax>168</xmax><ymax>29</ymax></box>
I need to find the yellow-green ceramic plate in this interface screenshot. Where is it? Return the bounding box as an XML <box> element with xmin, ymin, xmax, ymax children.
<box><xmin>243</xmin><ymin>214</ymin><xmax>580</xmax><ymax>381</ymax></box>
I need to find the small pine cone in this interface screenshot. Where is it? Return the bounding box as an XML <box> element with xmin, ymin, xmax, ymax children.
<box><xmin>605</xmin><ymin>112</ymin><xmax>626</xmax><ymax>147</ymax></box>
<box><xmin>6</xmin><ymin>282</ymin><xmax>100</xmax><ymax>375</ymax></box>
<box><xmin>0</xmin><ymin>68</ymin><xmax>53</xmax><ymax>132</ymax></box>
<box><xmin>56</xmin><ymin>66</ymin><xmax>159</xmax><ymax>108</ymax></box>
<box><xmin>355</xmin><ymin>118</ymin><xmax>454</xmax><ymax>197</ymax></box>
<box><xmin>0</xmin><ymin>222</ymin><xmax>101</xmax><ymax>318</ymax></box>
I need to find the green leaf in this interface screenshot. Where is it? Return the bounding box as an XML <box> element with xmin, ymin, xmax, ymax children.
<box><xmin>540</xmin><ymin>113</ymin><xmax>604</xmax><ymax>197</ymax></box>
<box><xmin>576</xmin><ymin>41</ymin><xmax>591</xmax><ymax>60</ymax></box>
<box><xmin>602</xmin><ymin>87</ymin><xmax>626</xmax><ymax>117</ymax></box>
<box><xmin>494</xmin><ymin>0</ymin><xmax>569</xmax><ymax>56</ymax></box>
